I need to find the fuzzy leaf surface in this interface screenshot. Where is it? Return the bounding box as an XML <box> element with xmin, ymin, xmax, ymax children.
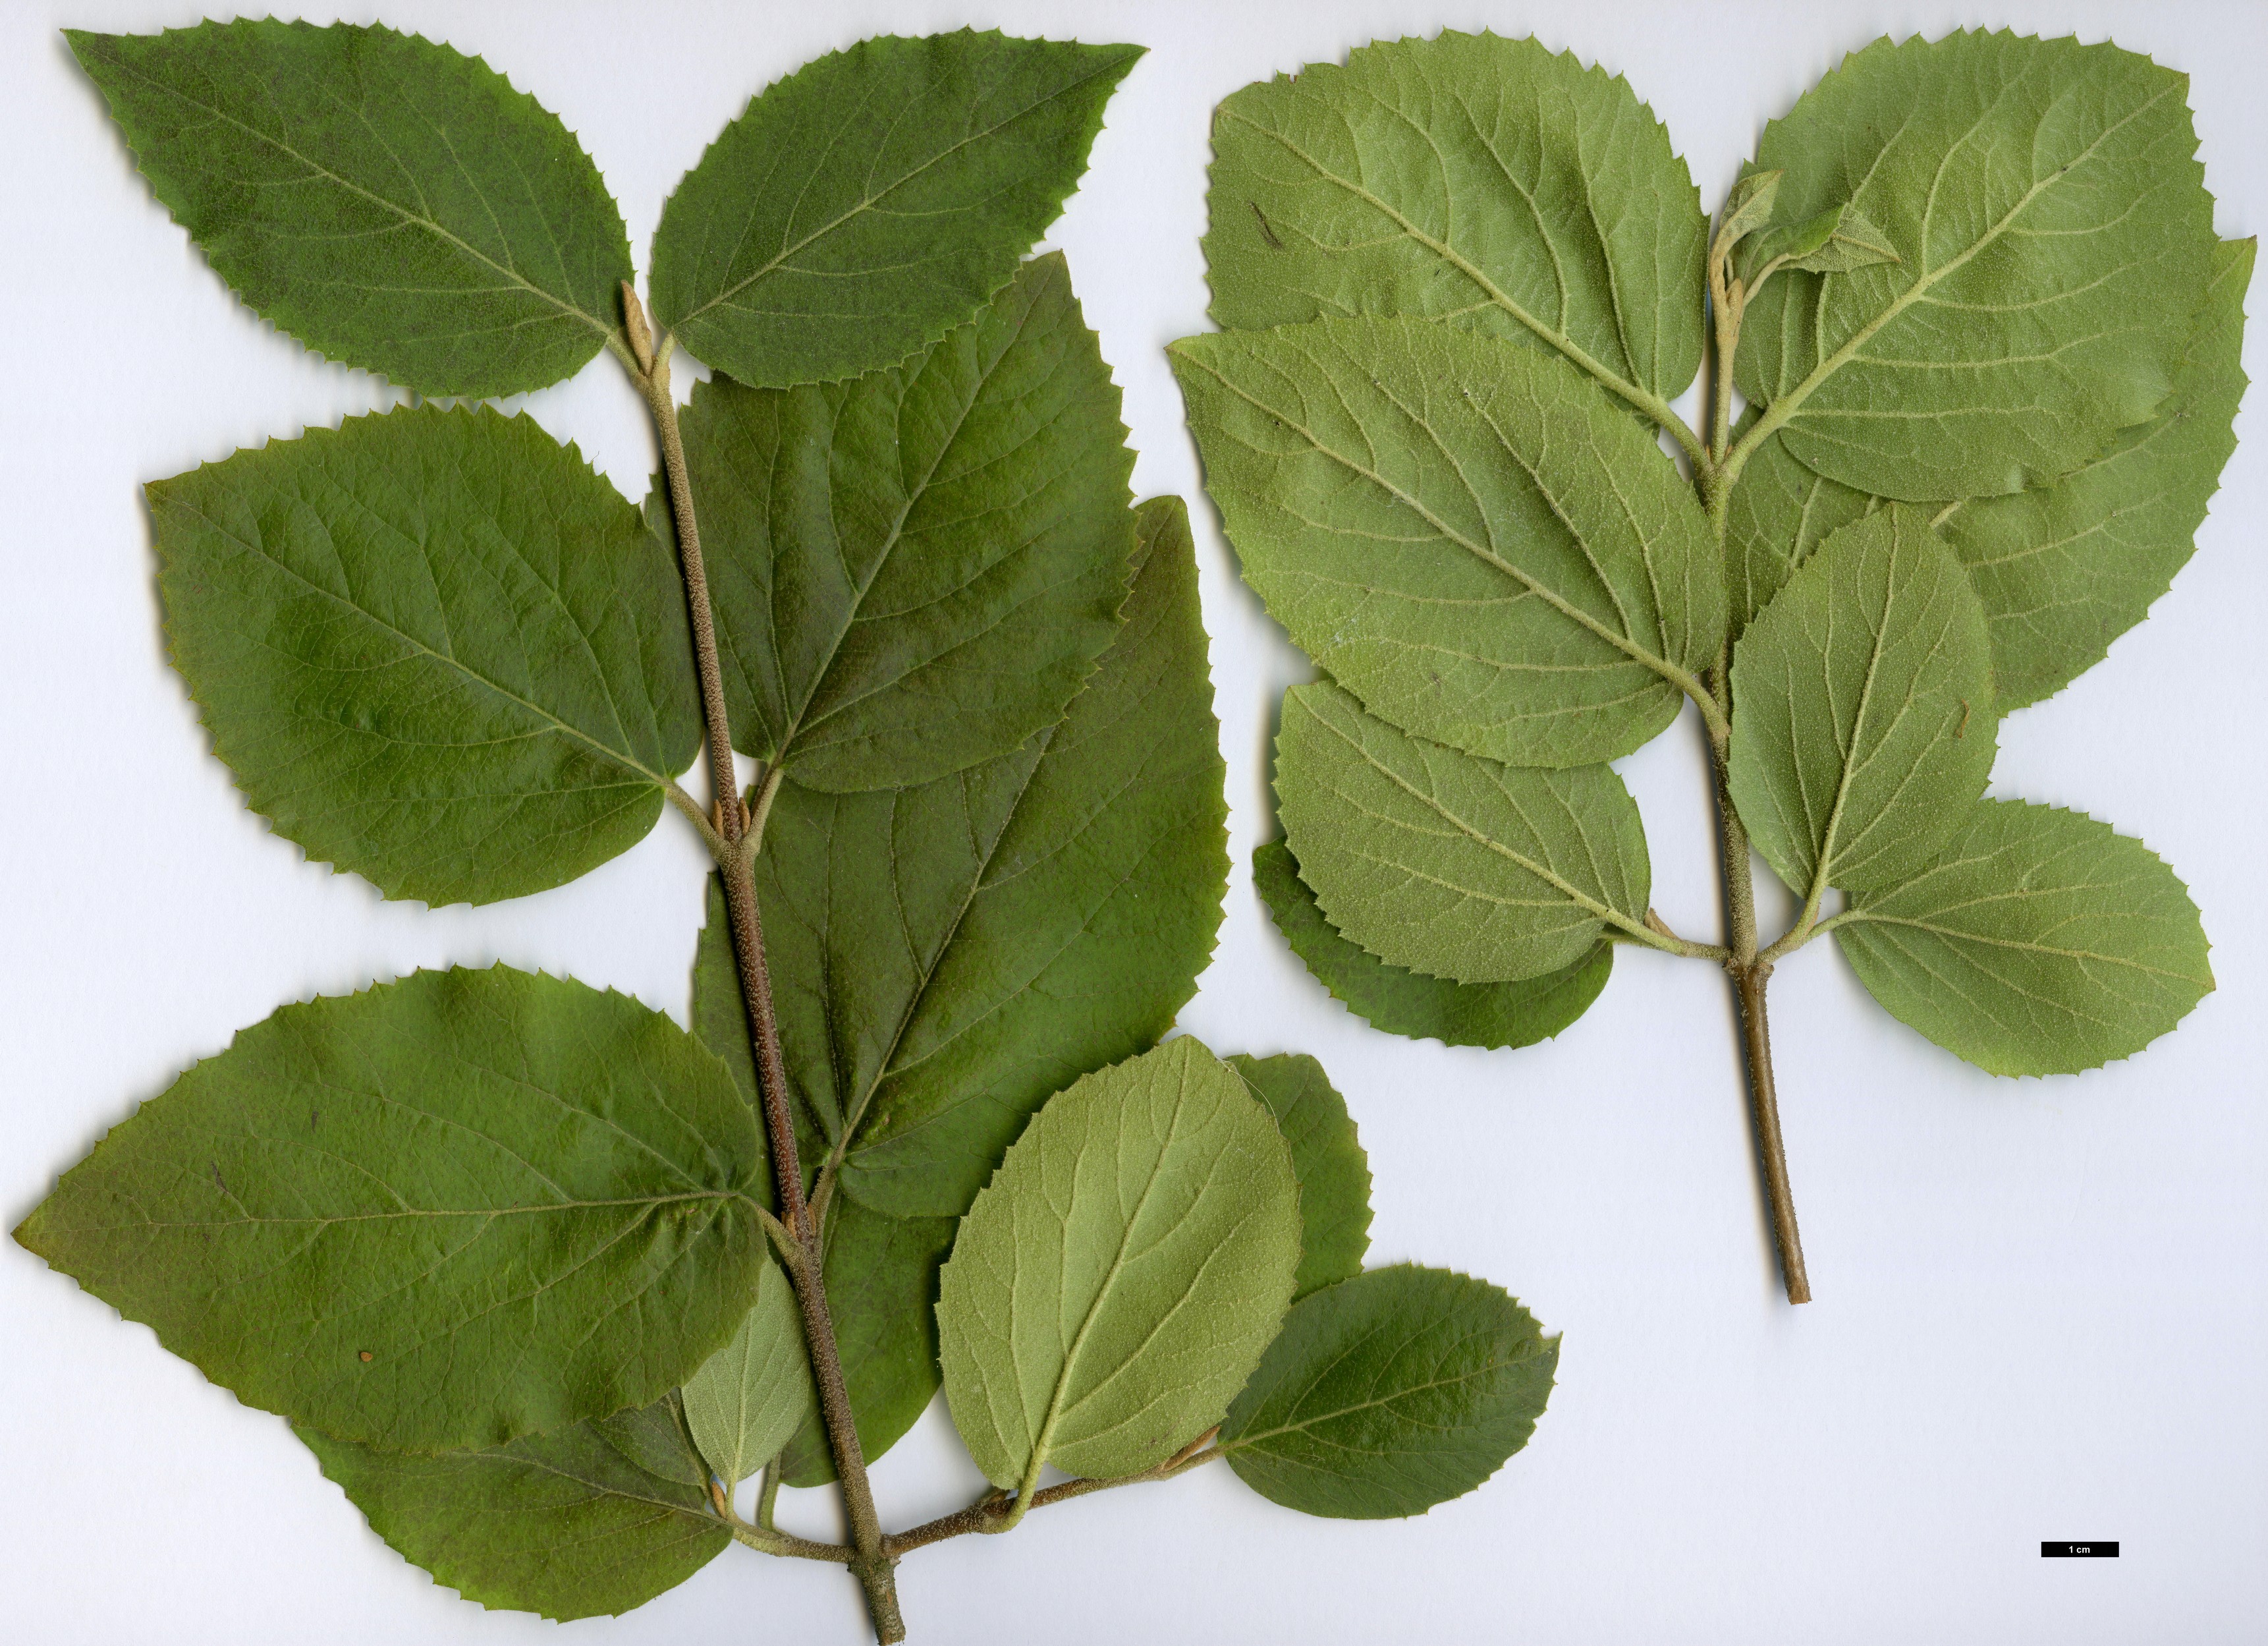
<box><xmin>1735</xmin><ymin>31</ymin><xmax>2216</xmax><ymax>501</ymax></box>
<box><xmin>1836</xmin><ymin>801</ymin><xmax>2213</xmax><ymax>1076</ymax></box>
<box><xmin>682</xmin><ymin>1254</ymin><xmax>814</xmax><ymax>1487</ymax></box>
<box><xmin>1171</xmin><ymin>319</ymin><xmax>1720</xmax><ymax>767</ymax></box>
<box><xmin>69</xmin><ymin>22</ymin><xmax>629</xmax><ymax>397</ymax></box>
<box><xmin>684</xmin><ymin>253</ymin><xmax>1135</xmax><ymax>791</ymax></box>
<box><xmin>152</xmin><ymin>405</ymin><xmax>698</xmax><ymax>907</ymax></box>
<box><xmin>650</xmin><ymin>31</ymin><xmax>1140</xmax><ymax>387</ymax></box>
<box><xmin>1728</xmin><ymin>510</ymin><xmax>1996</xmax><ymax>899</ymax></box>
<box><xmin>1204</xmin><ymin>31</ymin><xmax>1707</xmax><ymax>410</ymax></box>
<box><xmin>740</xmin><ymin>497</ymin><xmax>1225</xmax><ymax>1219</ymax></box>
<box><xmin>1253</xmin><ymin>841</ymin><xmax>1611</xmax><ymax>1050</ymax></box>
<box><xmin>13</xmin><ymin>967</ymin><xmax>766</xmax><ymax>1452</ymax></box>
<box><xmin>1227</xmin><ymin>1053</ymin><xmax>1371</xmax><ymax>1299</ymax></box>
<box><xmin>937</xmin><ymin>1038</ymin><xmax>1302</xmax><ymax>1490</ymax></box>
<box><xmin>1276</xmin><ymin>683</ymin><xmax>1650</xmax><ymax>984</ymax></box>
<box><xmin>1219</xmin><ymin>1266</ymin><xmax>1557</xmax><ymax>1519</ymax></box>
<box><xmin>300</xmin><ymin>1398</ymin><xmax>724</xmax><ymax>1621</ymax></box>
<box><xmin>1721</xmin><ymin>411</ymin><xmax>1881</xmax><ymax>635</ymax></box>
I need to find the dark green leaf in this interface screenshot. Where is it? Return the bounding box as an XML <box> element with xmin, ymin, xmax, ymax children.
<box><xmin>69</xmin><ymin>21</ymin><xmax>630</xmax><ymax>397</ymax></box>
<box><xmin>1227</xmin><ymin>1053</ymin><xmax>1371</xmax><ymax>1298</ymax></box>
<box><xmin>1220</xmin><ymin>1266</ymin><xmax>1557</xmax><ymax>1519</ymax></box>
<box><xmin>1735</xmin><ymin>32</ymin><xmax>2217</xmax><ymax>501</ymax></box>
<box><xmin>1253</xmin><ymin>841</ymin><xmax>1611</xmax><ymax>1050</ymax></box>
<box><xmin>300</xmin><ymin>1397</ymin><xmax>725</xmax><ymax>1621</ymax></box>
<box><xmin>1171</xmin><ymin>318</ymin><xmax>1721</xmax><ymax>768</ymax></box>
<box><xmin>152</xmin><ymin>404</ymin><xmax>698</xmax><ymax>907</ymax></box>
<box><xmin>684</xmin><ymin>253</ymin><xmax>1136</xmax><ymax>791</ymax></box>
<box><xmin>13</xmin><ymin>967</ymin><xmax>765</xmax><ymax>1452</ymax></box>
<box><xmin>651</xmin><ymin>30</ymin><xmax>1140</xmax><ymax>387</ymax></box>
<box><xmin>1837</xmin><ymin>801</ymin><xmax>2213</xmax><ymax>1076</ymax></box>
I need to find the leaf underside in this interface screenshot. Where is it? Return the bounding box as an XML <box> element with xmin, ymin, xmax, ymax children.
<box><xmin>681</xmin><ymin>1253</ymin><xmax>815</xmax><ymax>1488</ymax></box>
<box><xmin>1227</xmin><ymin>1052</ymin><xmax>1373</xmax><ymax>1299</ymax></box>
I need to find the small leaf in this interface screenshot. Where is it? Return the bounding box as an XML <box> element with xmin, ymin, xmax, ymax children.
<box><xmin>746</xmin><ymin>497</ymin><xmax>1226</xmax><ymax>1219</ymax></box>
<box><xmin>1227</xmin><ymin>1053</ymin><xmax>1371</xmax><ymax>1299</ymax></box>
<box><xmin>1736</xmin><ymin>32</ymin><xmax>2217</xmax><ymax>501</ymax></box>
<box><xmin>777</xmin><ymin>1202</ymin><xmax>958</xmax><ymax>1487</ymax></box>
<box><xmin>1253</xmin><ymin>841</ymin><xmax>1612</xmax><ymax>1050</ymax></box>
<box><xmin>152</xmin><ymin>405</ymin><xmax>699</xmax><ymax>907</ymax></box>
<box><xmin>13</xmin><ymin>967</ymin><xmax>766</xmax><ymax>1452</ymax></box>
<box><xmin>301</xmin><ymin>1397</ymin><xmax>725</xmax><ymax>1622</ymax></box>
<box><xmin>685</xmin><ymin>253</ymin><xmax>1136</xmax><ymax>791</ymax></box>
<box><xmin>1171</xmin><ymin>318</ymin><xmax>1722</xmax><ymax>767</ymax></box>
<box><xmin>1738</xmin><ymin>202</ymin><xmax>1900</xmax><ymax>280</ymax></box>
<box><xmin>1728</xmin><ymin>510</ymin><xmax>1996</xmax><ymax>899</ymax></box>
<box><xmin>650</xmin><ymin>30</ymin><xmax>1142</xmax><ymax>387</ymax></box>
<box><xmin>1276</xmin><ymin>683</ymin><xmax>1651</xmax><ymax>984</ymax></box>
<box><xmin>937</xmin><ymin>1038</ymin><xmax>1302</xmax><ymax>1490</ymax></box>
<box><xmin>1219</xmin><ymin>1266</ymin><xmax>1557</xmax><ymax>1519</ymax></box>
<box><xmin>1837</xmin><ymin>801</ymin><xmax>2213</xmax><ymax>1076</ymax></box>
<box><xmin>682</xmin><ymin>1254</ymin><xmax>815</xmax><ymax>1488</ymax></box>
<box><xmin>1715</xmin><ymin>169</ymin><xmax>1784</xmax><ymax>254</ymax></box>
<box><xmin>1205</xmin><ymin>31</ymin><xmax>1709</xmax><ymax>407</ymax></box>
<box><xmin>68</xmin><ymin>22</ymin><xmax>630</xmax><ymax>397</ymax></box>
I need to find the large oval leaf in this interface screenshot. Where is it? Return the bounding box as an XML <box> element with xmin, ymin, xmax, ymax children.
<box><xmin>69</xmin><ymin>22</ymin><xmax>630</xmax><ymax>397</ymax></box>
<box><xmin>1172</xmin><ymin>318</ymin><xmax>1720</xmax><ymax>767</ymax></box>
<box><xmin>650</xmin><ymin>31</ymin><xmax>1140</xmax><ymax>387</ymax></box>
<box><xmin>1277</xmin><ymin>683</ymin><xmax>1651</xmax><ymax>984</ymax></box>
<box><xmin>683</xmin><ymin>253</ymin><xmax>1136</xmax><ymax>791</ymax></box>
<box><xmin>1219</xmin><ymin>1266</ymin><xmax>1557</xmax><ymax>1519</ymax></box>
<box><xmin>1728</xmin><ymin>509</ymin><xmax>1996</xmax><ymax>899</ymax></box>
<box><xmin>1734</xmin><ymin>31</ymin><xmax>2217</xmax><ymax>501</ymax></box>
<box><xmin>152</xmin><ymin>404</ymin><xmax>699</xmax><ymax>907</ymax></box>
<box><xmin>937</xmin><ymin>1038</ymin><xmax>1302</xmax><ymax>1491</ymax></box>
<box><xmin>301</xmin><ymin>1397</ymin><xmax>726</xmax><ymax>1622</ymax></box>
<box><xmin>1836</xmin><ymin>801</ymin><xmax>2213</xmax><ymax>1076</ymax></box>
<box><xmin>1205</xmin><ymin>31</ymin><xmax>1707</xmax><ymax>411</ymax></box>
<box><xmin>13</xmin><ymin>967</ymin><xmax>767</xmax><ymax>1452</ymax></box>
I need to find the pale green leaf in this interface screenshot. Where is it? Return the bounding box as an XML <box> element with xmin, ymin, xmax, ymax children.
<box><xmin>1276</xmin><ymin>683</ymin><xmax>1651</xmax><ymax>984</ymax></box>
<box><xmin>151</xmin><ymin>405</ymin><xmax>698</xmax><ymax>907</ymax></box>
<box><xmin>69</xmin><ymin>22</ymin><xmax>630</xmax><ymax>397</ymax></box>
<box><xmin>1836</xmin><ymin>801</ymin><xmax>2213</xmax><ymax>1077</ymax></box>
<box><xmin>1204</xmin><ymin>31</ymin><xmax>1707</xmax><ymax>412</ymax></box>
<box><xmin>1253</xmin><ymin>841</ymin><xmax>1612</xmax><ymax>1050</ymax></box>
<box><xmin>650</xmin><ymin>31</ymin><xmax>1140</xmax><ymax>387</ymax></box>
<box><xmin>684</xmin><ymin>254</ymin><xmax>1136</xmax><ymax>791</ymax></box>
<box><xmin>1219</xmin><ymin>1266</ymin><xmax>1557</xmax><ymax>1519</ymax></box>
<box><xmin>1721</xmin><ymin>410</ymin><xmax>1881</xmax><ymax>634</ymax></box>
<box><xmin>1716</xmin><ymin>170</ymin><xmax>1784</xmax><ymax>254</ymax></box>
<box><xmin>682</xmin><ymin>1254</ymin><xmax>814</xmax><ymax>1487</ymax></box>
<box><xmin>1227</xmin><ymin>1053</ymin><xmax>1371</xmax><ymax>1299</ymax></box>
<box><xmin>1170</xmin><ymin>318</ymin><xmax>1721</xmax><ymax>768</ymax></box>
<box><xmin>743</xmin><ymin>497</ymin><xmax>1226</xmax><ymax>1219</ymax></box>
<box><xmin>1738</xmin><ymin>201</ymin><xmax>1900</xmax><ymax>279</ymax></box>
<box><xmin>300</xmin><ymin>1398</ymin><xmax>725</xmax><ymax>1622</ymax></box>
<box><xmin>1728</xmin><ymin>510</ymin><xmax>1996</xmax><ymax>899</ymax></box>
<box><xmin>1735</xmin><ymin>31</ymin><xmax>2217</xmax><ymax>501</ymax></box>
<box><xmin>13</xmin><ymin>967</ymin><xmax>766</xmax><ymax>1452</ymax></box>
<box><xmin>937</xmin><ymin>1038</ymin><xmax>1302</xmax><ymax>1490</ymax></box>
<box><xmin>777</xmin><ymin>1201</ymin><xmax>957</xmax><ymax>1488</ymax></box>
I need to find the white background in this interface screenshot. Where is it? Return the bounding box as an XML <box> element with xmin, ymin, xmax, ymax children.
<box><xmin>3</xmin><ymin>1</ymin><xmax>2263</xmax><ymax>1641</ymax></box>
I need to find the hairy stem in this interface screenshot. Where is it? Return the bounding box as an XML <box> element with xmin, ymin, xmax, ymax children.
<box><xmin>623</xmin><ymin>285</ymin><xmax>904</xmax><ymax>1642</ymax></box>
<box><xmin>883</xmin><ymin>1443</ymin><xmax>1224</xmax><ymax>1557</ymax></box>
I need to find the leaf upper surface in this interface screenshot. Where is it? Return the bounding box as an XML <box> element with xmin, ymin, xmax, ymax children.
<box><xmin>682</xmin><ymin>1253</ymin><xmax>815</xmax><ymax>1487</ymax></box>
<box><xmin>1227</xmin><ymin>1053</ymin><xmax>1372</xmax><ymax>1299</ymax></box>
<box><xmin>937</xmin><ymin>1038</ymin><xmax>1302</xmax><ymax>1490</ymax></box>
<box><xmin>301</xmin><ymin>1398</ymin><xmax>725</xmax><ymax>1621</ymax></box>
<box><xmin>650</xmin><ymin>31</ymin><xmax>1140</xmax><ymax>387</ymax></box>
<box><xmin>1253</xmin><ymin>841</ymin><xmax>1612</xmax><ymax>1050</ymax></box>
<box><xmin>1219</xmin><ymin>1265</ymin><xmax>1557</xmax><ymax>1519</ymax></box>
<box><xmin>1836</xmin><ymin>800</ymin><xmax>2213</xmax><ymax>1076</ymax></box>
<box><xmin>685</xmin><ymin>254</ymin><xmax>1136</xmax><ymax>791</ymax></box>
<box><xmin>1276</xmin><ymin>683</ymin><xmax>1651</xmax><ymax>984</ymax></box>
<box><xmin>1734</xmin><ymin>30</ymin><xmax>2217</xmax><ymax>501</ymax></box>
<box><xmin>152</xmin><ymin>405</ymin><xmax>699</xmax><ymax>907</ymax></box>
<box><xmin>1204</xmin><ymin>32</ymin><xmax>1707</xmax><ymax>410</ymax></box>
<box><xmin>14</xmin><ymin>967</ymin><xmax>767</xmax><ymax>1452</ymax></box>
<box><xmin>69</xmin><ymin>22</ymin><xmax>630</xmax><ymax>397</ymax></box>
<box><xmin>1728</xmin><ymin>509</ymin><xmax>1997</xmax><ymax>899</ymax></box>
<box><xmin>1171</xmin><ymin>318</ymin><xmax>1721</xmax><ymax>767</ymax></box>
